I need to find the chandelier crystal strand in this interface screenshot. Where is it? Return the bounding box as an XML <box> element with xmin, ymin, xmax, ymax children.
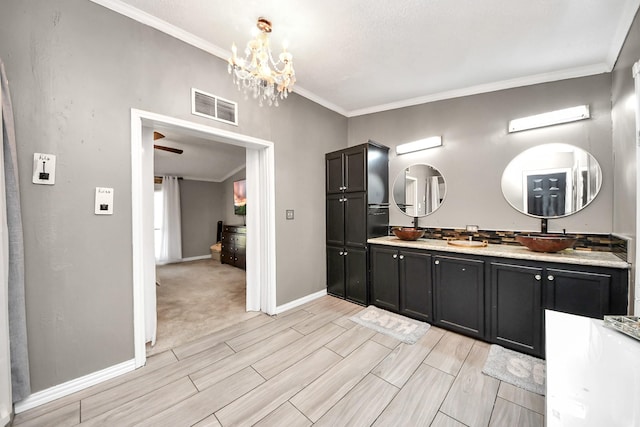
<box><xmin>228</xmin><ymin>17</ymin><xmax>295</xmax><ymax>107</ymax></box>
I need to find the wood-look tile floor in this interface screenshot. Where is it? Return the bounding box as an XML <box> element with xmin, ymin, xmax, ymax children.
<box><xmin>13</xmin><ymin>296</ymin><xmax>545</xmax><ymax>427</ymax></box>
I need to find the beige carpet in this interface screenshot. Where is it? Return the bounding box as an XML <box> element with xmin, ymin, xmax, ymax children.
<box><xmin>147</xmin><ymin>258</ymin><xmax>260</xmax><ymax>356</ymax></box>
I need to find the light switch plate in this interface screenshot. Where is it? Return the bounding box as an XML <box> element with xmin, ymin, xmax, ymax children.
<box><xmin>32</xmin><ymin>153</ymin><xmax>56</xmax><ymax>185</ymax></box>
<box><xmin>286</xmin><ymin>209</ymin><xmax>294</xmax><ymax>220</ymax></box>
<box><xmin>95</xmin><ymin>187</ymin><xmax>114</xmax><ymax>215</ymax></box>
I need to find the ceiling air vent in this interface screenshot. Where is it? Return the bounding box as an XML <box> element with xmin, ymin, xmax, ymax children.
<box><xmin>191</xmin><ymin>88</ymin><xmax>238</xmax><ymax>126</ymax></box>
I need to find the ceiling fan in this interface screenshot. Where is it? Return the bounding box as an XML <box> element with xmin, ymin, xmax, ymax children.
<box><xmin>153</xmin><ymin>132</ymin><xmax>183</xmax><ymax>154</ymax></box>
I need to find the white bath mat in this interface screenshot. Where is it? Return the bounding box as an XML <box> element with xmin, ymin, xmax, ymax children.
<box><xmin>482</xmin><ymin>344</ymin><xmax>546</xmax><ymax>395</ymax></box>
<box><xmin>350</xmin><ymin>306</ymin><xmax>430</xmax><ymax>344</ymax></box>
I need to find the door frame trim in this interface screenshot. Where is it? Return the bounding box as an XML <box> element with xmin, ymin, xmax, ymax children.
<box><xmin>130</xmin><ymin>109</ymin><xmax>276</xmax><ymax>367</ymax></box>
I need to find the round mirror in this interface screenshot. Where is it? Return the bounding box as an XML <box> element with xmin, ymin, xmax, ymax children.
<box><xmin>392</xmin><ymin>164</ymin><xmax>447</xmax><ymax>217</ymax></box>
<box><xmin>501</xmin><ymin>143</ymin><xmax>602</xmax><ymax>218</ymax></box>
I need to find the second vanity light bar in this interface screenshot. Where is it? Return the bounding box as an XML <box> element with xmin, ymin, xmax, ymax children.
<box><xmin>508</xmin><ymin>105</ymin><xmax>590</xmax><ymax>133</ymax></box>
<box><xmin>396</xmin><ymin>136</ymin><xmax>442</xmax><ymax>155</ymax></box>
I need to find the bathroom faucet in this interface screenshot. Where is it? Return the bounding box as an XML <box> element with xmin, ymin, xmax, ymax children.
<box><xmin>541</xmin><ymin>218</ymin><xmax>548</xmax><ymax>234</ymax></box>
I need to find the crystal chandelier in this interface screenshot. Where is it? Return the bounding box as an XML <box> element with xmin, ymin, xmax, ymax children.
<box><xmin>228</xmin><ymin>17</ymin><xmax>296</xmax><ymax>107</ymax></box>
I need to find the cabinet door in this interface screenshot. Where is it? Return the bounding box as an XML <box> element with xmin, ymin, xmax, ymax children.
<box><xmin>345</xmin><ymin>247</ymin><xmax>367</xmax><ymax>305</ymax></box>
<box><xmin>344</xmin><ymin>192</ymin><xmax>367</xmax><ymax>247</ymax></box>
<box><xmin>344</xmin><ymin>146</ymin><xmax>366</xmax><ymax>193</ymax></box>
<box><xmin>491</xmin><ymin>262</ymin><xmax>543</xmax><ymax>357</ymax></box>
<box><xmin>545</xmin><ymin>268</ymin><xmax>611</xmax><ymax>319</ymax></box>
<box><xmin>326</xmin><ymin>152</ymin><xmax>344</xmax><ymax>194</ymax></box>
<box><xmin>326</xmin><ymin>245</ymin><xmax>345</xmax><ymax>298</ymax></box>
<box><xmin>434</xmin><ymin>255</ymin><xmax>485</xmax><ymax>338</ymax></box>
<box><xmin>399</xmin><ymin>249</ymin><xmax>432</xmax><ymax>322</ymax></box>
<box><xmin>370</xmin><ymin>245</ymin><xmax>399</xmax><ymax>311</ymax></box>
<box><xmin>326</xmin><ymin>194</ymin><xmax>345</xmax><ymax>246</ymax></box>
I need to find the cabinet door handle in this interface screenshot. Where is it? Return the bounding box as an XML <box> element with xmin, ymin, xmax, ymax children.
<box><xmin>392</xmin><ymin>254</ymin><xmax>398</xmax><ymax>259</ymax></box>
<box><xmin>434</xmin><ymin>260</ymin><xmax>440</xmax><ymax>265</ymax></box>
<box><xmin>535</xmin><ymin>274</ymin><xmax>541</xmax><ymax>281</ymax></box>
<box><xmin>399</xmin><ymin>255</ymin><xmax>405</xmax><ymax>260</ymax></box>
<box><xmin>339</xmin><ymin>251</ymin><xmax>344</xmax><ymax>256</ymax></box>
<box><xmin>548</xmin><ymin>275</ymin><xmax>554</xmax><ymax>281</ymax></box>
<box><xmin>343</xmin><ymin>251</ymin><xmax>348</xmax><ymax>256</ymax></box>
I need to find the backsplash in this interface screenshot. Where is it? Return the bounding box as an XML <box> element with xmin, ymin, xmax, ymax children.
<box><xmin>393</xmin><ymin>227</ymin><xmax>628</xmax><ymax>262</ymax></box>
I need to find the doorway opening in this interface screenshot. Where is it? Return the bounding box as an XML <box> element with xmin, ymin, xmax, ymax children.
<box><xmin>131</xmin><ymin>109</ymin><xmax>276</xmax><ymax>367</ymax></box>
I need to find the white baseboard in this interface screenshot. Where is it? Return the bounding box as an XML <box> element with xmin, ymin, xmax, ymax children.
<box><xmin>275</xmin><ymin>289</ymin><xmax>327</xmax><ymax>314</ymax></box>
<box><xmin>181</xmin><ymin>255</ymin><xmax>211</xmax><ymax>262</ymax></box>
<box><xmin>14</xmin><ymin>359</ymin><xmax>136</xmax><ymax>413</ymax></box>
<box><xmin>156</xmin><ymin>255</ymin><xmax>211</xmax><ymax>266</ymax></box>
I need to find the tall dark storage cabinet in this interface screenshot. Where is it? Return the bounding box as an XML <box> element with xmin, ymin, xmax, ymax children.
<box><xmin>326</xmin><ymin>142</ymin><xmax>389</xmax><ymax>305</ymax></box>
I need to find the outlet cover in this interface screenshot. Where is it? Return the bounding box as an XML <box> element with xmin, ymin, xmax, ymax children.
<box><xmin>466</xmin><ymin>225</ymin><xmax>479</xmax><ymax>232</ymax></box>
<box><xmin>286</xmin><ymin>209</ymin><xmax>294</xmax><ymax>220</ymax></box>
<box><xmin>32</xmin><ymin>153</ymin><xmax>56</xmax><ymax>185</ymax></box>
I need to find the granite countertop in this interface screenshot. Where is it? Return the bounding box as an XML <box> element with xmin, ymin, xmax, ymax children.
<box><xmin>368</xmin><ymin>236</ymin><xmax>629</xmax><ymax>269</ymax></box>
<box><xmin>546</xmin><ymin>310</ymin><xmax>640</xmax><ymax>426</ymax></box>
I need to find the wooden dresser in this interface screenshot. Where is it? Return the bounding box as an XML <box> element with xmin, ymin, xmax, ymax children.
<box><xmin>220</xmin><ymin>225</ymin><xmax>246</xmax><ymax>270</ymax></box>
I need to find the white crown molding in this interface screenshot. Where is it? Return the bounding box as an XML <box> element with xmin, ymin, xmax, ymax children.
<box><xmin>606</xmin><ymin>0</ymin><xmax>640</xmax><ymax>67</ymax></box>
<box><xmin>91</xmin><ymin>0</ymin><xmax>637</xmax><ymax>119</ymax></box>
<box><xmin>291</xmin><ymin>86</ymin><xmax>348</xmax><ymax>117</ymax></box>
<box><xmin>89</xmin><ymin>0</ymin><xmax>228</xmax><ymax>59</ymax></box>
<box><xmin>14</xmin><ymin>359</ymin><xmax>136</xmax><ymax>413</ymax></box>
<box><xmin>89</xmin><ymin>0</ymin><xmax>348</xmax><ymax>117</ymax></box>
<box><xmin>346</xmin><ymin>63</ymin><xmax>610</xmax><ymax>117</ymax></box>
<box><xmin>219</xmin><ymin>164</ymin><xmax>247</xmax><ymax>183</ymax></box>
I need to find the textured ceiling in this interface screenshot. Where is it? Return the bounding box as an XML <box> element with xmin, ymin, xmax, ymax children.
<box><xmin>153</xmin><ymin>130</ymin><xmax>245</xmax><ymax>183</ymax></box>
<box><xmin>94</xmin><ymin>0</ymin><xmax>639</xmax><ymax>181</ymax></box>
<box><xmin>96</xmin><ymin>0</ymin><xmax>639</xmax><ymax>116</ymax></box>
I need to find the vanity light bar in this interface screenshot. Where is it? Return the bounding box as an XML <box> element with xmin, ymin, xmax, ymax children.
<box><xmin>508</xmin><ymin>105</ymin><xmax>590</xmax><ymax>133</ymax></box>
<box><xmin>396</xmin><ymin>136</ymin><xmax>442</xmax><ymax>155</ymax></box>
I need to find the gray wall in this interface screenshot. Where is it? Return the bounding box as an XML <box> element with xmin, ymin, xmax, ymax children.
<box><xmin>0</xmin><ymin>0</ymin><xmax>346</xmax><ymax>392</ymax></box>
<box><xmin>349</xmin><ymin>74</ymin><xmax>614</xmax><ymax>234</ymax></box>
<box><xmin>180</xmin><ymin>180</ymin><xmax>223</xmax><ymax>258</ymax></box>
<box><xmin>612</xmin><ymin>9</ymin><xmax>640</xmax><ymax>312</ymax></box>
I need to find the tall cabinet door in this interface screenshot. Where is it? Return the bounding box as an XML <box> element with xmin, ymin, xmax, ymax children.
<box><xmin>326</xmin><ymin>245</ymin><xmax>345</xmax><ymax>298</ymax></box>
<box><xmin>343</xmin><ymin>146</ymin><xmax>366</xmax><ymax>193</ymax></box>
<box><xmin>326</xmin><ymin>151</ymin><xmax>345</xmax><ymax>194</ymax></box>
<box><xmin>400</xmin><ymin>249</ymin><xmax>432</xmax><ymax>322</ymax></box>
<box><xmin>370</xmin><ymin>245</ymin><xmax>400</xmax><ymax>311</ymax></box>
<box><xmin>326</xmin><ymin>193</ymin><xmax>345</xmax><ymax>247</ymax></box>
<box><xmin>434</xmin><ymin>255</ymin><xmax>485</xmax><ymax>338</ymax></box>
<box><xmin>491</xmin><ymin>262</ymin><xmax>543</xmax><ymax>357</ymax></box>
<box><xmin>344</xmin><ymin>192</ymin><xmax>367</xmax><ymax>247</ymax></box>
<box><xmin>345</xmin><ymin>247</ymin><xmax>367</xmax><ymax>305</ymax></box>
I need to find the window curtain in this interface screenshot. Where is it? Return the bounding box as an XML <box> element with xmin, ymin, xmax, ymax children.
<box><xmin>158</xmin><ymin>176</ymin><xmax>182</xmax><ymax>264</ymax></box>
<box><xmin>1</xmin><ymin>58</ymin><xmax>30</xmax><ymax>405</ymax></box>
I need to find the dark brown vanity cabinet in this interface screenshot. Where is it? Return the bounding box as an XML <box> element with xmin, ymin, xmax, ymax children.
<box><xmin>545</xmin><ymin>267</ymin><xmax>618</xmax><ymax>318</ymax></box>
<box><xmin>490</xmin><ymin>260</ymin><xmax>627</xmax><ymax>358</ymax></box>
<box><xmin>433</xmin><ymin>255</ymin><xmax>486</xmax><ymax>339</ymax></box>
<box><xmin>370</xmin><ymin>245</ymin><xmax>433</xmax><ymax>321</ymax></box>
<box><xmin>490</xmin><ymin>262</ymin><xmax>543</xmax><ymax>357</ymax></box>
<box><xmin>368</xmin><ymin>242</ymin><xmax>628</xmax><ymax>359</ymax></box>
<box><xmin>325</xmin><ymin>142</ymin><xmax>389</xmax><ymax>305</ymax></box>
